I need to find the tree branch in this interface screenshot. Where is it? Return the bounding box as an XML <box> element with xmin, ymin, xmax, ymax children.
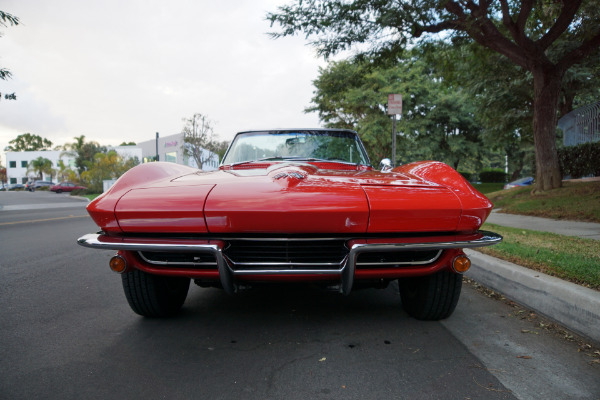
<box><xmin>557</xmin><ymin>30</ymin><xmax>600</xmax><ymax>72</ymax></box>
<box><xmin>516</xmin><ymin>0</ymin><xmax>534</xmax><ymax>32</ymax></box>
<box><xmin>444</xmin><ymin>1</ymin><xmax>530</xmax><ymax>69</ymax></box>
<box><xmin>537</xmin><ymin>0</ymin><xmax>582</xmax><ymax>50</ymax></box>
<box><xmin>0</xmin><ymin>10</ymin><xmax>19</xmax><ymax>27</ymax></box>
<box><xmin>414</xmin><ymin>20</ymin><xmax>463</xmax><ymax>37</ymax></box>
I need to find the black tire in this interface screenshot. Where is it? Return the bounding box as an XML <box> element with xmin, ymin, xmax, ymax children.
<box><xmin>121</xmin><ymin>269</ymin><xmax>190</xmax><ymax>317</ymax></box>
<box><xmin>398</xmin><ymin>270</ymin><xmax>462</xmax><ymax>321</ymax></box>
<box><xmin>56</xmin><ymin>189</ymin><xmax>62</xmax><ymax>193</ymax></box>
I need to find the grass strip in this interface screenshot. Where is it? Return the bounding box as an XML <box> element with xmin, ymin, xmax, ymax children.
<box><xmin>478</xmin><ymin>223</ymin><xmax>600</xmax><ymax>290</ymax></box>
<box><xmin>472</xmin><ymin>182</ymin><xmax>504</xmax><ymax>194</ymax></box>
<box><xmin>80</xmin><ymin>193</ymin><xmax>100</xmax><ymax>201</ymax></box>
<box><xmin>486</xmin><ymin>181</ymin><xmax>600</xmax><ymax>222</ymax></box>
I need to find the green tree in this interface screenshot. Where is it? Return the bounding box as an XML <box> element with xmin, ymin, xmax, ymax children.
<box><xmin>27</xmin><ymin>157</ymin><xmax>53</xmax><ymax>180</ymax></box>
<box><xmin>81</xmin><ymin>151</ymin><xmax>139</xmax><ymax>193</ymax></box>
<box><xmin>182</xmin><ymin>113</ymin><xmax>220</xmax><ymax>169</ymax></box>
<box><xmin>62</xmin><ymin>135</ymin><xmax>106</xmax><ymax>175</ymax></box>
<box><xmin>55</xmin><ymin>160</ymin><xmax>77</xmax><ymax>183</ymax></box>
<box><xmin>308</xmin><ymin>56</ymin><xmax>485</xmax><ymax>170</ymax></box>
<box><xmin>268</xmin><ymin>1</ymin><xmax>600</xmax><ymax>191</ymax></box>
<box><xmin>7</xmin><ymin>133</ymin><xmax>53</xmax><ymax>151</ymax></box>
<box><xmin>0</xmin><ymin>10</ymin><xmax>19</xmax><ymax>101</ymax></box>
<box><xmin>213</xmin><ymin>140</ymin><xmax>230</xmax><ymax>163</ymax></box>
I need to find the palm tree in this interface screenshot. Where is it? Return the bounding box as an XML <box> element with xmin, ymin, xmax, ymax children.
<box><xmin>27</xmin><ymin>157</ymin><xmax>53</xmax><ymax>180</ymax></box>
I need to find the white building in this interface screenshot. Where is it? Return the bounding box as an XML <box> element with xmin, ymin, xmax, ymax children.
<box><xmin>137</xmin><ymin>133</ymin><xmax>219</xmax><ymax>170</ymax></box>
<box><xmin>4</xmin><ymin>147</ymin><xmax>143</xmax><ymax>185</ymax></box>
<box><xmin>4</xmin><ymin>150</ymin><xmax>76</xmax><ymax>184</ymax></box>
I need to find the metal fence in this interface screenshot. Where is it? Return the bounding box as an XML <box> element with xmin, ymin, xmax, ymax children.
<box><xmin>558</xmin><ymin>101</ymin><xmax>600</xmax><ymax>146</ymax></box>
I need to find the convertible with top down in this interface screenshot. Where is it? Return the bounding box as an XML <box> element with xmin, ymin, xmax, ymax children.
<box><xmin>77</xmin><ymin>129</ymin><xmax>501</xmax><ymax>319</ymax></box>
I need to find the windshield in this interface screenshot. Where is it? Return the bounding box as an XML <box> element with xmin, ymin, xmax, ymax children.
<box><xmin>222</xmin><ymin>130</ymin><xmax>370</xmax><ymax>166</ymax></box>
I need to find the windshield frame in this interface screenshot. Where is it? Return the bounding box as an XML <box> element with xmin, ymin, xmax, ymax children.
<box><xmin>221</xmin><ymin>129</ymin><xmax>371</xmax><ymax>167</ymax></box>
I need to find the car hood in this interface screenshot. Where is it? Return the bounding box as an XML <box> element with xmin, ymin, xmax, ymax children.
<box><xmin>87</xmin><ymin>161</ymin><xmax>492</xmax><ymax>234</ymax></box>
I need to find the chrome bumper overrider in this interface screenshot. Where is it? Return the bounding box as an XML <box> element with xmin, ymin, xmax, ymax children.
<box><xmin>77</xmin><ymin>231</ymin><xmax>502</xmax><ymax>295</ymax></box>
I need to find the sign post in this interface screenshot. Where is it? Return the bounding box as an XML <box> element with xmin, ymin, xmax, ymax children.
<box><xmin>387</xmin><ymin>94</ymin><xmax>402</xmax><ymax>166</ymax></box>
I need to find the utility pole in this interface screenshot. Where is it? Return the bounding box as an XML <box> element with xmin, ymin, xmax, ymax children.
<box><xmin>155</xmin><ymin>132</ymin><xmax>159</xmax><ymax>161</ymax></box>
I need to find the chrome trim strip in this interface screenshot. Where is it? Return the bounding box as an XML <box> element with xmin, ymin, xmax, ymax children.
<box><xmin>233</xmin><ymin>268</ymin><xmax>344</xmax><ymax>276</ymax></box>
<box><xmin>137</xmin><ymin>252</ymin><xmax>218</xmax><ymax>267</ymax></box>
<box><xmin>77</xmin><ymin>230</ymin><xmax>502</xmax><ymax>296</ymax></box>
<box><xmin>231</xmin><ymin>261</ymin><xmax>344</xmax><ymax>267</ymax></box>
<box><xmin>356</xmin><ymin>249</ymin><xmax>442</xmax><ymax>266</ymax></box>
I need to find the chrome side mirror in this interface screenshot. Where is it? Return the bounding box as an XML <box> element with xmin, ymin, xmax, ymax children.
<box><xmin>380</xmin><ymin>158</ymin><xmax>392</xmax><ymax>172</ymax></box>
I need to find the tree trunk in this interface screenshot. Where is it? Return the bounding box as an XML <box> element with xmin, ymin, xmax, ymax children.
<box><xmin>532</xmin><ymin>67</ymin><xmax>563</xmax><ymax>191</ymax></box>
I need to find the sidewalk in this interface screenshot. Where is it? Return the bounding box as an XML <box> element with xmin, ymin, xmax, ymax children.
<box><xmin>471</xmin><ymin>211</ymin><xmax>600</xmax><ymax>343</ymax></box>
<box><xmin>486</xmin><ymin>209</ymin><xmax>600</xmax><ymax>240</ymax></box>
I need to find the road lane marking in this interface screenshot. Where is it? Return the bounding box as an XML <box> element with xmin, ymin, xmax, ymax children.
<box><xmin>0</xmin><ymin>215</ymin><xmax>90</xmax><ymax>226</ymax></box>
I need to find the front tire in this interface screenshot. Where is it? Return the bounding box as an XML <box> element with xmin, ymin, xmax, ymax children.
<box><xmin>398</xmin><ymin>270</ymin><xmax>462</xmax><ymax>321</ymax></box>
<box><xmin>121</xmin><ymin>269</ymin><xmax>190</xmax><ymax>317</ymax></box>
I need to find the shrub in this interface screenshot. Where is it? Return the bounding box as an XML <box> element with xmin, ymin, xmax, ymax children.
<box><xmin>458</xmin><ymin>171</ymin><xmax>474</xmax><ymax>181</ymax></box>
<box><xmin>558</xmin><ymin>141</ymin><xmax>600</xmax><ymax>178</ymax></box>
<box><xmin>479</xmin><ymin>169</ymin><xmax>507</xmax><ymax>183</ymax></box>
<box><xmin>70</xmin><ymin>188</ymin><xmax>89</xmax><ymax>196</ymax></box>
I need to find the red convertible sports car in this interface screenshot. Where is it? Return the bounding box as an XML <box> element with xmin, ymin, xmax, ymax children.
<box><xmin>78</xmin><ymin>129</ymin><xmax>501</xmax><ymax>319</ymax></box>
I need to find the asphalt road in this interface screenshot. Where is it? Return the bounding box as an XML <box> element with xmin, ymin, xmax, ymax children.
<box><xmin>1</xmin><ymin>191</ymin><xmax>598</xmax><ymax>399</ymax></box>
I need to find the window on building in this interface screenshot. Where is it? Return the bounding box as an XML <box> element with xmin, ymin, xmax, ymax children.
<box><xmin>21</xmin><ymin>161</ymin><xmax>28</xmax><ymax>168</ymax></box>
<box><xmin>10</xmin><ymin>178</ymin><xmax>17</xmax><ymax>184</ymax></box>
<box><xmin>21</xmin><ymin>177</ymin><xmax>28</xmax><ymax>184</ymax></box>
<box><xmin>9</xmin><ymin>161</ymin><xmax>16</xmax><ymax>168</ymax></box>
<box><xmin>165</xmin><ymin>152</ymin><xmax>177</xmax><ymax>163</ymax></box>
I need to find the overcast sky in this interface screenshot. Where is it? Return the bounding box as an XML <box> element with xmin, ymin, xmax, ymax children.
<box><xmin>0</xmin><ymin>0</ymin><xmax>327</xmax><ymax>156</ymax></box>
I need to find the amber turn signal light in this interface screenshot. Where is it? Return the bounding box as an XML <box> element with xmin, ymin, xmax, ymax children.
<box><xmin>452</xmin><ymin>255</ymin><xmax>471</xmax><ymax>273</ymax></box>
<box><xmin>109</xmin><ymin>255</ymin><xmax>128</xmax><ymax>274</ymax></box>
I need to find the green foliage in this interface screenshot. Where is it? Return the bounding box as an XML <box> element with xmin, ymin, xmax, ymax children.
<box><xmin>479</xmin><ymin>169</ymin><xmax>507</xmax><ymax>183</ymax></box>
<box><xmin>119</xmin><ymin>141</ymin><xmax>136</xmax><ymax>146</ymax></box>
<box><xmin>308</xmin><ymin>54</ymin><xmax>485</xmax><ymax>169</ymax></box>
<box><xmin>558</xmin><ymin>142</ymin><xmax>600</xmax><ymax>178</ymax></box>
<box><xmin>27</xmin><ymin>157</ymin><xmax>53</xmax><ymax>180</ymax></box>
<box><xmin>81</xmin><ymin>151</ymin><xmax>139</xmax><ymax>193</ymax></box>
<box><xmin>458</xmin><ymin>171</ymin><xmax>473</xmax><ymax>181</ymax></box>
<box><xmin>7</xmin><ymin>133</ymin><xmax>53</xmax><ymax>151</ymax></box>
<box><xmin>1</xmin><ymin>10</ymin><xmax>19</xmax><ymax>99</ymax></box>
<box><xmin>62</xmin><ymin>135</ymin><xmax>107</xmax><ymax>175</ymax></box>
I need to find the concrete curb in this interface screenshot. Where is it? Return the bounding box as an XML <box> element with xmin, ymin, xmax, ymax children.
<box><xmin>464</xmin><ymin>249</ymin><xmax>600</xmax><ymax>344</ymax></box>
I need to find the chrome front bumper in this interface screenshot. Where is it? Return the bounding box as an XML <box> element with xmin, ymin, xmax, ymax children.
<box><xmin>77</xmin><ymin>231</ymin><xmax>502</xmax><ymax>295</ymax></box>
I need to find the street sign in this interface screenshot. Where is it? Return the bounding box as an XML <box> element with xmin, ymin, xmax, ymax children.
<box><xmin>387</xmin><ymin>94</ymin><xmax>402</xmax><ymax>115</ymax></box>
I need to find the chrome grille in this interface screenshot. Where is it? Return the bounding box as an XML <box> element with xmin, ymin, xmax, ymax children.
<box><xmin>223</xmin><ymin>239</ymin><xmax>348</xmax><ymax>270</ymax></box>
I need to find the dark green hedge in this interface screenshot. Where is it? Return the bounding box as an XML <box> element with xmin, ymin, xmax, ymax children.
<box><xmin>479</xmin><ymin>169</ymin><xmax>507</xmax><ymax>183</ymax></box>
<box><xmin>558</xmin><ymin>141</ymin><xmax>600</xmax><ymax>178</ymax></box>
<box><xmin>458</xmin><ymin>171</ymin><xmax>473</xmax><ymax>181</ymax></box>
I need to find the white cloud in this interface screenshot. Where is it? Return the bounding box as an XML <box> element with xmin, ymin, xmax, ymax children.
<box><xmin>0</xmin><ymin>0</ymin><xmax>324</xmax><ymax>153</ymax></box>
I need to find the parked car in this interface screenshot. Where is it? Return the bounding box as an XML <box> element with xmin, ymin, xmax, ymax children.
<box><xmin>504</xmin><ymin>176</ymin><xmax>534</xmax><ymax>189</ymax></box>
<box><xmin>78</xmin><ymin>129</ymin><xmax>501</xmax><ymax>319</ymax></box>
<box><xmin>50</xmin><ymin>182</ymin><xmax>87</xmax><ymax>193</ymax></box>
<box><xmin>25</xmin><ymin>180</ymin><xmax>54</xmax><ymax>191</ymax></box>
<box><xmin>34</xmin><ymin>180</ymin><xmax>54</xmax><ymax>189</ymax></box>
